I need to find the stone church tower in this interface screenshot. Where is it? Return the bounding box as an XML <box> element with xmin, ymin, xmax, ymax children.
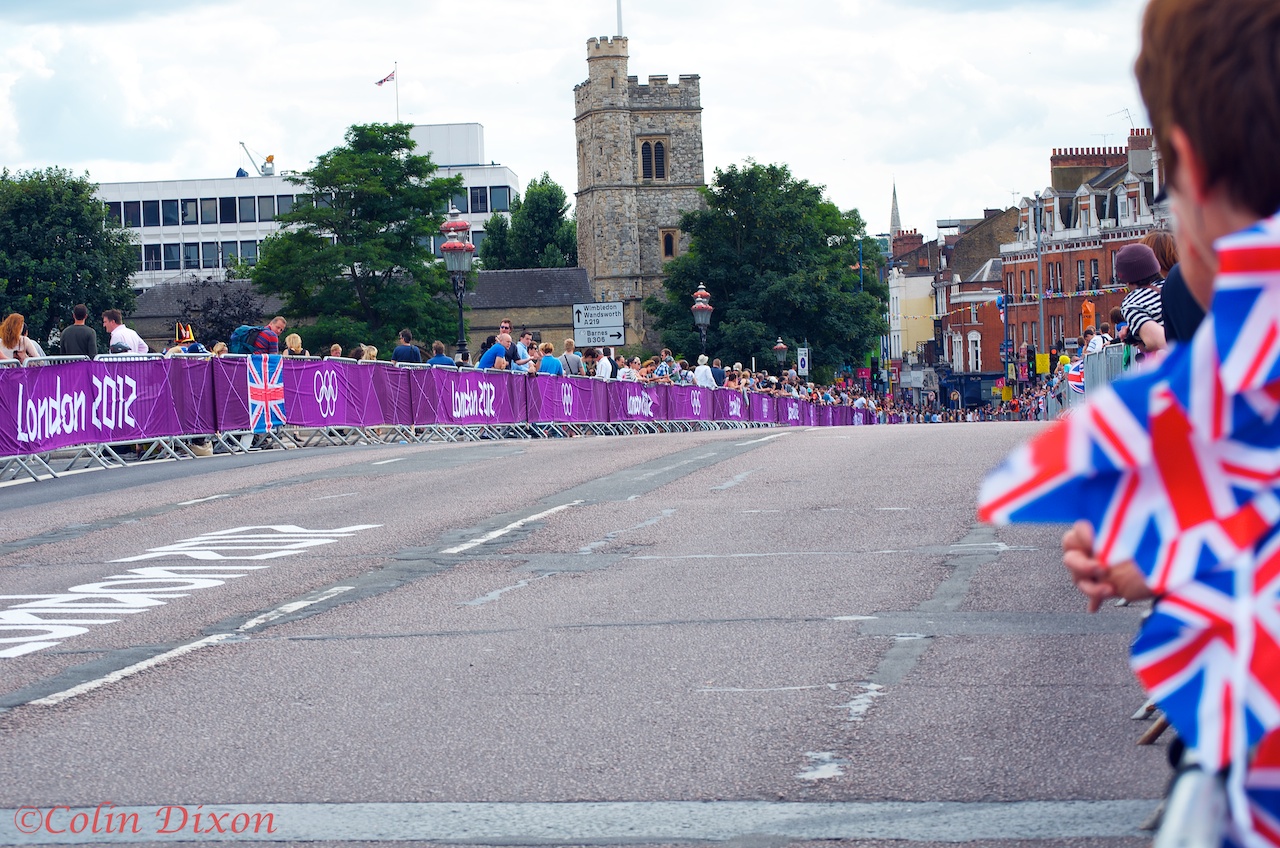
<box><xmin>574</xmin><ymin>37</ymin><xmax>706</xmax><ymax>318</ymax></box>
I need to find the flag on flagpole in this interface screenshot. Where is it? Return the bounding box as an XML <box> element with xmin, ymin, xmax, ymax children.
<box><xmin>375</xmin><ymin>70</ymin><xmax>395</xmax><ymax>87</ymax></box>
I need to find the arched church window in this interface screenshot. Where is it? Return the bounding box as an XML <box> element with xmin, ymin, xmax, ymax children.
<box><xmin>641</xmin><ymin>142</ymin><xmax>653</xmax><ymax>180</ymax></box>
<box><xmin>654</xmin><ymin>141</ymin><xmax>666</xmax><ymax>180</ymax></box>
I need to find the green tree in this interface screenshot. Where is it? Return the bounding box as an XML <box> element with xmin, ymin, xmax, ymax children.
<box><xmin>646</xmin><ymin>162</ymin><xmax>886</xmax><ymax>371</ymax></box>
<box><xmin>500</xmin><ymin>173</ymin><xmax>578</xmax><ymax>269</ymax></box>
<box><xmin>251</xmin><ymin>123</ymin><xmax>463</xmax><ymax>354</ymax></box>
<box><xmin>0</xmin><ymin>167</ymin><xmax>136</xmax><ymax>349</ymax></box>
<box><xmin>176</xmin><ymin>260</ymin><xmax>268</xmax><ymax>347</ymax></box>
<box><xmin>477</xmin><ymin>209</ymin><xmax>513</xmax><ymax>269</ymax></box>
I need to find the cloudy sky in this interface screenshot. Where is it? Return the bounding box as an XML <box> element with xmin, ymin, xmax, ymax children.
<box><xmin>1</xmin><ymin>0</ymin><xmax>1148</xmax><ymax>238</ymax></box>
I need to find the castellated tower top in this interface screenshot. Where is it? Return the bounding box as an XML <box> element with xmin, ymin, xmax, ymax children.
<box><xmin>587</xmin><ymin>36</ymin><xmax>628</xmax><ymax>59</ymax></box>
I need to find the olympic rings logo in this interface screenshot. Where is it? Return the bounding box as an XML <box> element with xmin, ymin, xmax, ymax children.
<box><xmin>313</xmin><ymin>370</ymin><xmax>339</xmax><ymax>418</ymax></box>
<box><xmin>560</xmin><ymin>383</ymin><xmax>574</xmax><ymax>416</ymax></box>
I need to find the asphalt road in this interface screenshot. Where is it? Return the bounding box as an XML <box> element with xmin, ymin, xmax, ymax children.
<box><xmin>0</xmin><ymin>424</ymin><xmax>1168</xmax><ymax>847</ymax></box>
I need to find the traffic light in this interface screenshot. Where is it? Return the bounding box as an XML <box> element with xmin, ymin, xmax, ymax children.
<box><xmin>871</xmin><ymin>356</ymin><xmax>880</xmax><ymax>372</ymax></box>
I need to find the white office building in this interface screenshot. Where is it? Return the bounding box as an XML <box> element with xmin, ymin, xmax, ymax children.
<box><xmin>96</xmin><ymin>123</ymin><xmax>520</xmax><ymax>289</ymax></box>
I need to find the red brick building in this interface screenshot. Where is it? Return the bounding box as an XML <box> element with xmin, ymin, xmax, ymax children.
<box><xmin>1001</xmin><ymin>129</ymin><xmax>1166</xmax><ymax>374</ymax></box>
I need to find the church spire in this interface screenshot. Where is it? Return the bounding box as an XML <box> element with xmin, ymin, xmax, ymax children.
<box><xmin>889</xmin><ymin>181</ymin><xmax>902</xmax><ymax>238</ymax></box>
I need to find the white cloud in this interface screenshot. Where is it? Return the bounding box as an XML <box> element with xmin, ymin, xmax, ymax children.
<box><xmin>0</xmin><ymin>0</ymin><xmax>1148</xmax><ymax>236</ymax></box>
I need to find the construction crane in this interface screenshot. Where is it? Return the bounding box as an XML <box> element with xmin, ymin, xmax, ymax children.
<box><xmin>238</xmin><ymin>142</ymin><xmax>275</xmax><ymax>176</ymax></box>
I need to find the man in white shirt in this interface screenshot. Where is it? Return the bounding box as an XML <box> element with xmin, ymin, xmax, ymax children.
<box><xmin>101</xmin><ymin>309</ymin><xmax>148</xmax><ymax>353</ymax></box>
<box><xmin>1084</xmin><ymin>327</ymin><xmax>1105</xmax><ymax>355</ymax></box>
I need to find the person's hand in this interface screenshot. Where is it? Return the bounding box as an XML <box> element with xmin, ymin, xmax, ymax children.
<box><xmin>1061</xmin><ymin>520</ymin><xmax>1154</xmax><ymax>612</ymax></box>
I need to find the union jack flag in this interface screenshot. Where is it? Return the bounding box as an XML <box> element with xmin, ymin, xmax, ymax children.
<box><xmin>1065</xmin><ymin>359</ymin><xmax>1085</xmax><ymax>394</ymax></box>
<box><xmin>375</xmin><ymin>70</ymin><xmax>395</xmax><ymax>87</ymax></box>
<box><xmin>979</xmin><ymin>211</ymin><xmax>1280</xmax><ymax>846</ymax></box>
<box><xmin>247</xmin><ymin>354</ymin><xmax>286</xmax><ymax>433</ymax></box>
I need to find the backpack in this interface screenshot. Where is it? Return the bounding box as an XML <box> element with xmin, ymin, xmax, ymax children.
<box><xmin>229</xmin><ymin>325</ymin><xmax>264</xmax><ymax>355</ymax></box>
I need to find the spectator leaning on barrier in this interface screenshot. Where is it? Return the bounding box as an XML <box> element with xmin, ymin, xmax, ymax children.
<box><xmin>477</xmin><ymin>333</ymin><xmax>511</xmax><ymax>370</ymax></box>
<box><xmin>425</xmin><ymin>341</ymin><xmax>455</xmax><ymax>367</ymax></box>
<box><xmin>1</xmin><ymin>313</ymin><xmax>33</xmax><ymax>362</ymax></box>
<box><xmin>252</xmin><ymin>316</ymin><xmax>287</xmax><ymax>355</ymax></box>
<box><xmin>560</xmin><ymin>339</ymin><xmax>583</xmax><ymax>376</ymax></box>
<box><xmin>101</xmin><ymin>309</ymin><xmax>148</xmax><ymax>354</ymax></box>
<box><xmin>693</xmin><ymin>354</ymin><xmax>716</xmax><ymax>388</ymax></box>
<box><xmin>392</xmin><ymin>329</ymin><xmax>422</xmax><ymax>363</ymax></box>
<box><xmin>537</xmin><ymin>341</ymin><xmax>563</xmax><ymax>375</ymax></box>
<box><xmin>283</xmin><ymin>333</ymin><xmax>308</xmax><ymax>357</ymax></box>
<box><xmin>60</xmin><ymin>304</ymin><xmax>97</xmax><ymax>359</ymax></box>
<box><xmin>1116</xmin><ymin>244</ymin><xmax>1166</xmax><ymax>352</ymax></box>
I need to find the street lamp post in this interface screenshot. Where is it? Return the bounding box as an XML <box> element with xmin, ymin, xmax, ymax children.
<box><xmin>440</xmin><ymin>206</ymin><xmax>476</xmax><ymax>360</ymax></box>
<box><xmin>1034</xmin><ymin>190</ymin><xmax>1046</xmax><ymax>364</ymax></box>
<box><xmin>772</xmin><ymin>337</ymin><xmax>787</xmax><ymax>370</ymax></box>
<box><xmin>691</xmin><ymin>282</ymin><xmax>713</xmax><ymax>355</ymax></box>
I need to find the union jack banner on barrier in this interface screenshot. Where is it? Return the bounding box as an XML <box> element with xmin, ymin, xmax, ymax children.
<box><xmin>1065</xmin><ymin>359</ymin><xmax>1085</xmax><ymax>394</ymax></box>
<box><xmin>247</xmin><ymin>354</ymin><xmax>286</xmax><ymax>433</ymax></box>
<box><xmin>979</xmin><ymin>211</ymin><xmax>1280</xmax><ymax>846</ymax></box>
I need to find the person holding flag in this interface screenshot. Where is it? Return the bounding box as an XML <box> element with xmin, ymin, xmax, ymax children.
<box><xmin>978</xmin><ymin>0</ymin><xmax>1280</xmax><ymax>842</ymax></box>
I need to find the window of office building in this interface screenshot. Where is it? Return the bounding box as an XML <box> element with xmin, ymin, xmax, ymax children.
<box><xmin>469</xmin><ymin>187</ymin><xmax>488</xmax><ymax>214</ymax></box>
<box><xmin>163</xmin><ymin>244</ymin><xmax>180</xmax><ymax>270</ymax></box>
<box><xmin>450</xmin><ymin>192</ymin><xmax>468</xmax><ymax>214</ymax></box>
<box><xmin>132</xmin><ymin>245</ymin><xmax>143</xmax><ymax>271</ymax></box>
<box><xmin>183</xmin><ymin>243</ymin><xmax>199</xmax><ymax>269</ymax></box>
<box><xmin>123</xmin><ymin>201</ymin><xmax>142</xmax><ymax>228</ymax></box>
<box><xmin>105</xmin><ymin>202</ymin><xmax>122</xmax><ymax>226</ymax></box>
<box><xmin>200</xmin><ymin>198</ymin><xmax>218</xmax><ymax>225</ymax></box>
<box><xmin>219</xmin><ymin>197</ymin><xmax>237</xmax><ymax>223</ymax></box>
<box><xmin>238</xmin><ymin>196</ymin><xmax>256</xmax><ymax>223</ymax></box>
<box><xmin>202</xmin><ymin>241</ymin><xmax>219</xmax><ymax>268</ymax></box>
<box><xmin>257</xmin><ymin>196</ymin><xmax>275</xmax><ymax>222</ymax></box>
<box><xmin>472</xmin><ymin>231</ymin><xmax>486</xmax><ymax>253</ymax></box>
<box><xmin>277</xmin><ymin>195</ymin><xmax>294</xmax><ymax>216</ymax></box>
<box><xmin>240</xmin><ymin>240</ymin><xmax>258</xmax><ymax>265</ymax></box>
<box><xmin>221</xmin><ymin>241</ymin><xmax>238</xmax><ymax>264</ymax></box>
<box><xmin>181</xmin><ymin>199</ymin><xmax>198</xmax><ymax>225</ymax></box>
<box><xmin>490</xmin><ymin>187</ymin><xmax>510</xmax><ymax>212</ymax></box>
<box><xmin>142</xmin><ymin>200</ymin><xmax>160</xmax><ymax>227</ymax></box>
<box><xmin>162</xmin><ymin>199</ymin><xmax>179</xmax><ymax>226</ymax></box>
<box><xmin>144</xmin><ymin>244</ymin><xmax>162</xmax><ymax>271</ymax></box>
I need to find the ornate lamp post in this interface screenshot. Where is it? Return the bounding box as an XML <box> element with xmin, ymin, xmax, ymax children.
<box><xmin>772</xmin><ymin>337</ymin><xmax>787</xmax><ymax>370</ymax></box>
<box><xmin>691</xmin><ymin>282</ymin><xmax>713</xmax><ymax>355</ymax></box>
<box><xmin>440</xmin><ymin>206</ymin><xmax>476</xmax><ymax>360</ymax></box>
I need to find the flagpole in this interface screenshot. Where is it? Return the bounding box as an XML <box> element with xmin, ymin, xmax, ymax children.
<box><xmin>395</xmin><ymin>61</ymin><xmax>399</xmax><ymax>122</ymax></box>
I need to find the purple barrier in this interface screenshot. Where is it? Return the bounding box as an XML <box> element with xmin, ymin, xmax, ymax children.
<box><xmin>665</xmin><ymin>385</ymin><xmax>712</xmax><ymax>421</ymax></box>
<box><xmin>609</xmin><ymin>382</ymin><xmax>666</xmax><ymax>422</ymax></box>
<box><xmin>801</xmin><ymin>400</ymin><xmax>817</xmax><ymax>426</ymax></box>
<box><xmin>1</xmin><ymin>359</ymin><xmax>184</xmax><ymax>454</ymax></box>
<box><xmin>274</xmin><ymin>359</ymin><xmax>373</xmax><ymax>429</ymax></box>
<box><xmin>779</xmin><ymin>397</ymin><xmax>803</xmax><ymax>426</ymax></box>
<box><xmin>169</xmin><ymin>358</ymin><xmax>217</xmax><ymax>435</ymax></box>
<box><xmin>749</xmin><ymin>392</ymin><xmax>775</xmax><ymax>424</ymax></box>
<box><xmin>429</xmin><ymin>368</ymin><xmax>524</xmax><ymax>426</ymax></box>
<box><xmin>818</xmin><ymin>406</ymin><xmax>833</xmax><ymax>427</ymax></box>
<box><xmin>526</xmin><ymin>375</ymin><xmax>601</xmax><ymax>423</ymax></box>
<box><xmin>364</xmin><ymin>363</ymin><xmax>413</xmax><ymax>427</ymax></box>
<box><xmin>713</xmin><ymin>388</ymin><xmax>749</xmax><ymax>422</ymax></box>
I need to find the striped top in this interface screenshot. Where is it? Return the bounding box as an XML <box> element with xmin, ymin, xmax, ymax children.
<box><xmin>1120</xmin><ymin>284</ymin><xmax>1164</xmax><ymax>341</ymax></box>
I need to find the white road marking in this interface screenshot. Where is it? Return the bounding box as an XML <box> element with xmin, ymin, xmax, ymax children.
<box><xmin>441</xmin><ymin>501</ymin><xmax>583</xmax><ymax>555</ymax></box>
<box><xmin>699</xmin><ymin>684</ymin><xmax>826</xmax><ymax>693</ymax></box>
<box><xmin>831</xmin><ymin>615</ymin><xmax>878</xmax><ymax>621</ymax></box>
<box><xmin>372</xmin><ymin>458</ymin><xmax>405</xmax><ymax>466</ymax></box>
<box><xmin>630</xmin><ymin>551</ymin><xmax>861</xmax><ymax>560</ymax></box>
<box><xmin>876</xmin><ymin>507</ymin><xmax>910</xmax><ymax>511</ymax></box>
<box><xmin>460</xmin><ymin>573</ymin><xmax>557</xmax><ymax>607</ymax></box>
<box><xmin>833</xmin><ymin>683</ymin><xmax>886</xmax><ymax>721</ymax></box>
<box><xmin>178</xmin><ymin>494</ymin><xmax>230</xmax><ymax>505</ymax></box>
<box><xmin>580</xmin><ymin>510</ymin><xmax>674</xmax><ymax>553</ymax></box>
<box><xmin>797</xmin><ymin>751</ymin><xmax>845</xmax><ymax>780</ymax></box>
<box><xmin>311</xmin><ymin>492</ymin><xmax>358</xmax><ymax>501</ymax></box>
<box><xmin>30</xmin><ymin>634</ymin><xmax>234</xmax><ymax>706</ymax></box>
<box><xmin>237</xmin><ymin>586</ymin><xmax>354</xmax><ymax>632</ymax></box>
<box><xmin>735</xmin><ymin>432</ymin><xmax>790</xmax><ymax>446</ymax></box>
<box><xmin>711</xmin><ymin>469</ymin><xmax>756</xmax><ymax>491</ymax></box>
